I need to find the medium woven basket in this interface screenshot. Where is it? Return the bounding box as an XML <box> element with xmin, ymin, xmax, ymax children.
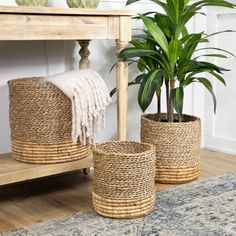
<box><xmin>92</xmin><ymin>141</ymin><xmax>156</xmax><ymax>219</ymax></box>
<box><xmin>141</xmin><ymin>114</ymin><xmax>201</xmax><ymax>184</ymax></box>
<box><xmin>8</xmin><ymin>77</ymin><xmax>89</xmax><ymax>164</ymax></box>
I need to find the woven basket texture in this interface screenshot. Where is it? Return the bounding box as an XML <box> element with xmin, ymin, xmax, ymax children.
<box><xmin>141</xmin><ymin>113</ymin><xmax>201</xmax><ymax>184</ymax></box>
<box><xmin>92</xmin><ymin>141</ymin><xmax>156</xmax><ymax>219</ymax></box>
<box><xmin>8</xmin><ymin>77</ymin><xmax>89</xmax><ymax>164</ymax></box>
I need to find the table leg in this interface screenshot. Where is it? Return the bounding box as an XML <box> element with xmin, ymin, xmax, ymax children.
<box><xmin>116</xmin><ymin>40</ymin><xmax>129</xmax><ymax>141</ymax></box>
<box><xmin>78</xmin><ymin>40</ymin><xmax>91</xmax><ymax>69</ymax></box>
<box><xmin>78</xmin><ymin>40</ymin><xmax>91</xmax><ymax>175</ymax></box>
<box><xmin>83</xmin><ymin>168</ymin><xmax>90</xmax><ymax>175</ymax></box>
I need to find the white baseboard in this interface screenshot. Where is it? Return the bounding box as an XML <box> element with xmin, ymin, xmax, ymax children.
<box><xmin>204</xmin><ymin>145</ymin><xmax>236</xmax><ymax>156</ymax></box>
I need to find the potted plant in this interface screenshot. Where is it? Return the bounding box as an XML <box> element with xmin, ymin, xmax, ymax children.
<box><xmin>113</xmin><ymin>0</ymin><xmax>235</xmax><ymax>184</ymax></box>
<box><xmin>67</xmin><ymin>0</ymin><xmax>100</xmax><ymax>8</ymax></box>
<box><xmin>16</xmin><ymin>0</ymin><xmax>48</xmax><ymax>7</ymax></box>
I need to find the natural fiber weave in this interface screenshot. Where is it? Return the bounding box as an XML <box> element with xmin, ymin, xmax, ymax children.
<box><xmin>8</xmin><ymin>77</ymin><xmax>89</xmax><ymax>164</ymax></box>
<box><xmin>141</xmin><ymin>114</ymin><xmax>201</xmax><ymax>184</ymax></box>
<box><xmin>92</xmin><ymin>192</ymin><xmax>155</xmax><ymax>219</ymax></box>
<box><xmin>92</xmin><ymin>141</ymin><xmax>156</xmax><ymax>219</ymax></box>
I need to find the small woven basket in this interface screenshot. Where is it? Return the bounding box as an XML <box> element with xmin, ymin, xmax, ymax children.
<box><xmin>8</xmin><ymin>77</ymin><xmax>89</xmax><ymax>164</ymax></box>
<box><xmin>92</xmin><ymin>141</ymin><xmax>156</xmax><ymax>219</ymax></box>
<box><xmin>141</xmin><ymin>114</ymin><xmax>201</xmax><ymax>184</ymax></box>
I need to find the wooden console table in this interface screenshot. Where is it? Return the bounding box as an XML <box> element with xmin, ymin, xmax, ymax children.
<box><xmin>0</xmin><ymin>6</ymin><xmax>133</xmax><ymax>186</ymax></box>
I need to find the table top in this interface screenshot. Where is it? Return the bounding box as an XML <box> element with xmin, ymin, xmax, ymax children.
<box><xmin>0</xmin><ymin>6</ymin><xmax>135</xmax><ymax>16</ymax></box>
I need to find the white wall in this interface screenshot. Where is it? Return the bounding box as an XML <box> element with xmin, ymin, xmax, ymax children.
<box><xmin>204</xmin><ymin>7</ymin><xmax>236</xmax><ymax>155</ymax></box>
<box><xmin>0</xmin><ymin>0</ymin><xmax>226</xmax><ymax>155</ymax></box>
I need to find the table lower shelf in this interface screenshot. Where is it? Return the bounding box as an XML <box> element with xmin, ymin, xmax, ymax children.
<box><xmin>0</xmin><ymin>152</ymin><xmax>93</xmax><ymax>186</ymax></box>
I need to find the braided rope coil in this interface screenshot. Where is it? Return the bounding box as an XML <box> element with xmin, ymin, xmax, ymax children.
<box><xmin>8</xmin><ymin>77</ymin><xmax>89</xmax><ymax>164</ymax></box>
<box><xmin>141</xmin><ymin>114</ymin><xmax>201</xmax><ymax>184</ymax></box>
<box><xmin>92</xmin><ymin>141</ymin><xmax>156</xmax><ymax>219</ymax></box>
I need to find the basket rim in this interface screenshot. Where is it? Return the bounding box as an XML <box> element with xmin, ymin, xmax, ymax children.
<box><xmin>7</xmin><ymin>77</ymin><xmax>54</xmax><ymax>88</ymax></box>
<box><xmin>142</xmin><ymin>113</ymin><xmax>200</xmax><ymax>125</ymax></box>
<box><xmin>92</xmin><ymin>141</ymin><xmax>155</xmax><ymax>157</ymax></box>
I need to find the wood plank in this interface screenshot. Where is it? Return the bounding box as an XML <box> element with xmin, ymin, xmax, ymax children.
<box><xmin>0</xmin><ymin>153</ymin><xmax>93</xmax><ymax>186</ymax></box>
<box><xmin>0</xmin><ymin>14</ymin><xmax>114</xmax><ymax>40</ymax></box>
<box><xmin>0</xmin><ymin>6</ymin><xmax>134</xmax><ymax>16</ymax></box>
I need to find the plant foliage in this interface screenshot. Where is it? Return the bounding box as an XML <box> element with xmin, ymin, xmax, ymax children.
<box><xmin>114</xmin><ymin>0</ymin><xmax>235</xmax><ymax>122</ymax></box>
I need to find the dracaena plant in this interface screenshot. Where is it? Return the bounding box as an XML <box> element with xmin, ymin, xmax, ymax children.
<box><xmin>114</xmin><ymin>0</ymin><xmax>235</xmax><ymax>122</ymax></box>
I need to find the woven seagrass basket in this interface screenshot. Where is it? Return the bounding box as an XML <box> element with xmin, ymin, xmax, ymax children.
<box><xmin>8</xmin><ymin>77</ymin><xmax>89</xmax><ymax>164</ymax></box>
<box><xmin>92</xmin><ymin>141</ymin><xmax>156</xmax><ymax>219</ymax></box>
<box><xmin>141</xmin><ymin>114</ymin><xmax>201</xmax><ymax>184</ymax></box>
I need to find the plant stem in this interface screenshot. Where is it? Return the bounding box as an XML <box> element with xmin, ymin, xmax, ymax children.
<box><xmin>165</xmin><ymin>79</ymin><xmax>170</xmax><ymax>121</ymax></box>
<box><xmin>156</xmin><ymin>90</ymin><xmax>161</xmax><ymax>122</ymax></box>
<box><xmin>169</xmin><ymin>79</ymin><xmax>175</xmax><ymax>122</ymax></box>
<box><xmin>178</xmin><ymin>113</ymin><xmax>183</xmax><ymax>122</ymax></box>
<box><xmin>168</xmin><ymin>62</ymin><xmax>176</xmax><ymax>123</ymax></box>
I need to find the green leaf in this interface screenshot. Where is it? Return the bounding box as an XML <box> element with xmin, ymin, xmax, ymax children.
<box><xmin>182</xmin><ymin>76</ymin><xmax>194</xmax><ymax>87</ymax></box>
<box><xmin>175</xmin><ymin>8</ymin><xmax>197</xmax><ymax>37</ymax></box>
<box><xmin>208</xmin><ymin>71</ymin><xmax>226</xmax><ymax>86</ymax></box>
<box><xmin>181</xmin><ymin>33</ymin><xmax>198</xmax><ymax>44</ymax></box>
<box><xmin>133</xmin><ymin>12</ymin><xmax>157</xmax><ymax>19</ymax></box>
<box><xmin>140</xmin><ymin>15</ymin><xmax>169</xmax><ymax>56</ymax></box>
<box><xmin>196</xmin><ymin>61</ymin><xmax>230</xmax><ymax>73</ymax></box>
<box><xmin>154</xmin><ymin>13</ymin><xmax>173</xmax><ymax>39</ymax></box>
<box><xmin>180</xmin><ymin>33</ymin><xmax>203</xmax><ymax>61</ymax></box>
<box><xmin>150</xmin><ymin>0</ymin><xmax>169</xmax><ymax>14</ymax></box>
<box><xmin>130</xmin><ymin>40</ymin><xmax>147</xmax><ymax>49</ymax></box>
<box><xmin>134</xmin><ymin>73</ymin><xmax>147</xmax><ymax>83</ymax></box>
<box><xmin>182</xmin><ymin>26</ymin><xmax>189</xmax><ymax>37</ymax></box>
<box><xmin>137</xmin><ymin>58</ymin><xmax>147</xmax><ymax>72</ymax></box>
<box><xmin>171</xmin><ymin>87</ymin><xmax>184</xmax><ymax>117</ymax></box>
<box><xmin>195</xmin><ymin>47</ymin><xmax>236</xmax><ymax>57</ymax></box>
<box><xmin>195</xmin><ymin>77</ymin><xmax>217</xmax><ymax>113</ymax></box>
<box><xmin>118</xmin><ymin>47</ymin><xmax>157</xmax><ymax>58</ymax></box>
<box><xmin>138</xmin><ymin>70</ymin><xmax>163</xmax><ymax>112</ymax></box>
<box><xmin>179</xmin><ymin>1</ymin><xmax>235</xmax><ymax>37</ymax></box>
<box><xmin>184</xmin><ymin>0</ymin><xmax>190</xmax><ymax>5</ymax></box>
<box><xmin>148</xmin><ymin>55</ymin><xmax>169</xmax><ymax>70</ymax></box>
<box><xmin>110</xmin><ymin>59</ymin><xmax>148</xmax><ymax>73</ymax></box>
<box><xmin>110</xmin><ymin>87</ymin><xmax>117</xmax><ymax>97</ymax></box>
<box><xmin>110</xmin><ymin>74</ymin><xmax>146</xmax><ymax>97</ymax></box>
<box><xmin>177</xmin><ymin>60</ymin><xmax>197</xmax><ymax>77</ymax></box>
<box><xmin>131</xmin><ymin>36</ymin><xmax>157</xmax><ymax>70</ymax></box>
<box><xmin>126</xmin><ymin>0</ymin><xmax>140</xmax><ymax>6</ymax></box>
<box><xmin>166</xmin><ymin>0</ymin><xmax>177</xmax><ymax>24</ymax></box>
<box><xmin>190</xmin><ymin>0</ymin><xmax>235</xmax><ymax>9</ymax></box>
<box><xmin>204</xmin><ymin>30</ymin><xmax>235</xmax><ymax>39</ymax></box>
<box><xmin>194</xmin><ymin>54</ymin><xmax>228</xmax><ymax>60</ymax></box>
<box><xmin>168</xmin><ymin>39</ymin><xmax>182</xmax><ymax>64</ymax></box>
<box><xmin>180</xmin><ymin>60</ymin><xmax>230</xmax><ymax>79</ymax></box>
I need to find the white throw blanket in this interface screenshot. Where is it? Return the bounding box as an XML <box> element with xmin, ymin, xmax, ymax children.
<box><xmin>40</xmin><ymin>69</ymin><xmax>111</xmax><ymax>145</ymax></box>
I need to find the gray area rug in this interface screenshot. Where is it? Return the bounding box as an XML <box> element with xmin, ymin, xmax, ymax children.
<box><xmin>2</xmin><ymin>172</ymin><xmax>236</xmax><ymax>236</ymax></box>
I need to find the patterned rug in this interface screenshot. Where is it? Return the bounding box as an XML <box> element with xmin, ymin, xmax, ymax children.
<box><xmin>2</xmin><ymin>172</ymin><xmax>236</xmax><ymax>236</ymax></box>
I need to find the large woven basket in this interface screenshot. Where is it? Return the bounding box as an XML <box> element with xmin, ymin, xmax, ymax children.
<box><xmin>92</xmin><ymin>141</ymin><xmax>156</xmax><ymax>219</ymax></box>
<box><xmin>8</xmin><ymin>77</ymin><xmax>89</xmax><ymax>164</ymax></box>
<box><xmin>141</xmin><ymin>114</ymin><xmax>201</xmax><ymax>184</ymax></box>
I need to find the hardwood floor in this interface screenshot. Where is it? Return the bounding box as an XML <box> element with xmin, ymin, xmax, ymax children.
<box><xmin>0</xmin><ymin>149</ymin><xmax>236</xmax><ymax>233</ymax></box>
